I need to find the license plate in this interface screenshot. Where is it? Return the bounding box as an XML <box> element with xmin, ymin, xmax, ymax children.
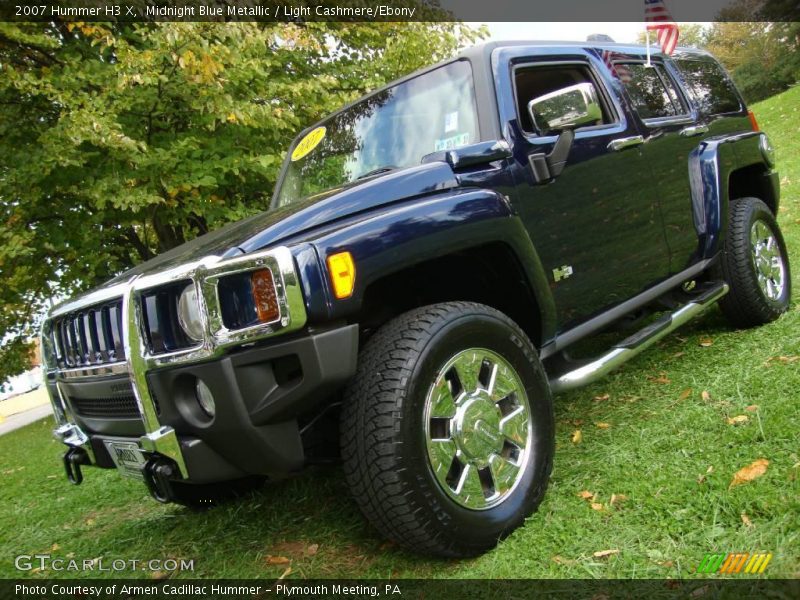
<box><xmin>104</xmin><ymin>440</ymin><xmax>146</xmax><ymax>479</ymax></box>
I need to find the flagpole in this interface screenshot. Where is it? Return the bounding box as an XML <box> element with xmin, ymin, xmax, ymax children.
<box><xmin>646</xmin><ymin>28</ymin><xmax>652</xmax><ymax>67</ymax></box>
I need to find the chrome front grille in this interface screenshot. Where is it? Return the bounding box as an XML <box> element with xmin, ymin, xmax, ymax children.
<box><xmin>51</xmin><ymin>300</ymin><xmax>125</xmax><ymax>368</ymax></box>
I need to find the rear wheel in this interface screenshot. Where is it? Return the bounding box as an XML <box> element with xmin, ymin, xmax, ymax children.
<box><xmin>340</xmin><ymin>302</ymin><xmax>554</xmax><ymax>557</ymax></box>
<box><xmin>713</xmin><ymin>197</ymin><xmax>791</xmax><ymax>327</ymax></box>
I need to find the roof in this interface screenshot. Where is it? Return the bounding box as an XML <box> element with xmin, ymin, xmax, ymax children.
<box><xmin>456</xmin><ymin>40</ymin><xmax>710</xmax><ymax>61</ymax></box>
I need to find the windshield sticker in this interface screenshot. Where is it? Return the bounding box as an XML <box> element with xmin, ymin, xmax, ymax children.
<box><xmin>291</xmin><ymin>126</ymin><xmax>326</xmax><ymax>161</ymax></box>
<box><xmin>434</xmin><ymin>132</ymin><xmax>470</xmax><ymax>152</ymax></box>
<box><xmin>445</xmin><ymin>111</ymin><xmax>459</xmax><ymax>132</ymax></box>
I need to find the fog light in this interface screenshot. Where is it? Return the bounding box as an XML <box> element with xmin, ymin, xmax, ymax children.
<box><xmin>195</xmin><ymin>379</ymin><xmax>215</xmax><ymax>418</ymax></box>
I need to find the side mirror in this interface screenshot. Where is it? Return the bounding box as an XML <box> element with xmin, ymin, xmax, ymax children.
<box><xmin>527</xmin><ymin>82</ymin><xmax>603</xmax><ymax>134</ymax></box>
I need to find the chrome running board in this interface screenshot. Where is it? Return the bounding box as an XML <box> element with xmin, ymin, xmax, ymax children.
<box><xmin>549</xmin><ymin>282</ymin><xmax>729</xmax><ymax>393</ymax></box>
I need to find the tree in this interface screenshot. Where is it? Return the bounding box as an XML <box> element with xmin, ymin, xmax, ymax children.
<box><xmin>0</xmin><ymin>19</ymin><xmax>486</xmax><ymax>380</ymax></box>
<box><xmin>636</xmin><ymin>23</ymin><xmax>708</xmax><ymax>48</ymax></box>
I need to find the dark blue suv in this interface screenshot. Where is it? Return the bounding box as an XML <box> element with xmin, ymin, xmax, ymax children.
<box><xmin>42</xmin><ymin>41</ymin><xmax>790</xmax><ymax>557</ymax></box>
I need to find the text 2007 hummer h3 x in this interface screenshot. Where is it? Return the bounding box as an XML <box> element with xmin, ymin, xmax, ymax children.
<box><xmin>42</xmin><ymin>41</ymin><xmax>790</xmax><ymax>557</ymax></box>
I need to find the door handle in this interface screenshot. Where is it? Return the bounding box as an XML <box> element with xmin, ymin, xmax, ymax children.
<box><xmin>607</xmin><ymin>135</ymin><xmax>644</xmax><ymax>152</ymax></box>
<box><xmin>679</xmin><ymin>125</ymin><xmax>709</xmax><ymax>137</ymax></box>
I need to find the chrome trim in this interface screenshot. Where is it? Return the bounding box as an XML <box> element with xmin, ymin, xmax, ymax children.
<box><xmin>607</xmin><ymin>135</ymin><xmax>644</xmax><ymax>152</ymax></box>
<box><xmin>550</xmin><ymin>283</ymin><xmax>729</xmax><ymax>392</ymax></box>
<box><xmin>759</xmin><ymin>133</ymin><xmax>775</xmax><ymax>168</ymax></box>
<box><xmin>48</xmin><ymin>280</ymin><xmax>133</xmax><ymax>320</ymax></box>
<box><xmin>679</xmin><ymin>124</ymin><xmax>709</xmax><ymax>137</ymax></box>
<box><xmin>58</xmin><ymin>362</ymin><xmax>129</xmax><ymax>379</ymax></box>
<box><xmin>53</xmin><ymin>423</ymin><xmax>95</xmax><ymax>463</ymax></box>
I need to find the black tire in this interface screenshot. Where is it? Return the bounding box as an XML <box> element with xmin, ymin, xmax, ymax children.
<box><xmin>169</xmin><ymin>476</ymin><xmax>265</xmax><ymax>509</ymax></box>
<box><xmin>713</xmin><ymin>197</ymin><xmax>791</xmax><ymax>328</ymax></box>
<box><xmin>340</xmin><ymin>302</ymin><xmax>554</xmax><ymax>557</ymax></box>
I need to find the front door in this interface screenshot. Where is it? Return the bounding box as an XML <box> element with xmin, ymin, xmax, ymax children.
<box><xmin>501</xmin><ymin>53</ymin><xmax>671</xmax><ymax>329</ymax></box>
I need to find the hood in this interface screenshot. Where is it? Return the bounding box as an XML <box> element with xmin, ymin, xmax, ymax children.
<box><xmin>105</xmin><ymin>161</ymin><xmax>457</xmax><ymax>285</ymax></box>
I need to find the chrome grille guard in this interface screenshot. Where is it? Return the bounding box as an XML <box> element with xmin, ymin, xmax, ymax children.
<box><xmin>42</xmin><ymin>246</ymin><xmax>308</xmax><ymax>479</ymax></box>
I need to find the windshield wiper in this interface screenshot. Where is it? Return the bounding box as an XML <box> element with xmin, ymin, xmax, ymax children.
<box><xmin>356</xmin><ymin>166</ymin><xmax>398</xmax><ymax>180</ymax></box>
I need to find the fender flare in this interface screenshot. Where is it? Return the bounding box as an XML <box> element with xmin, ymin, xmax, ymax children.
<box><xmin>305</xmin><ymin>188</ymin><xmax>558</xmax><ymax>343</ymax></box>
<box><xmin>688</xmin><ymin>130</ymin><xmax>772</xmax><ymax>258</ymax></box>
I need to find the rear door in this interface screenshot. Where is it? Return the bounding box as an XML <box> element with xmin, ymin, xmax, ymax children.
<box><xmin>610</xmin><ymin>56</ymin><xmax>701</xmax><ymax>273</ymax></box>
<box><xmin>495</xmin><ymin>47</ymin><xmax>672</xmax><ymax>329</ymax></box>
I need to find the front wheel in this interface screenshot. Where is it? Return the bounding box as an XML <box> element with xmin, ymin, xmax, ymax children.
<box><xmin>713</xmin><ymin>197</ymin><xmax>791</xmax><ymax>328</ymax></box>
<box><xmin>340</xmin><ymin>302</ymin><xmax>554</xmax><ymax>557</ymax></box>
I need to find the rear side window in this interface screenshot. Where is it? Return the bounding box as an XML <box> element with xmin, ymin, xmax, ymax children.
<box><xmin>619</xmin><ymin>63</ymin><xmax>687</xmax><ymax>120</ymax></box>
<box><xmin>674</xmin><ymin>56</ymin><xmax>742</xmax><ymax>115</ymax></box>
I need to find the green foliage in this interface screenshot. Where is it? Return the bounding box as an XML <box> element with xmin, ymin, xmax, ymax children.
<box><xmin>705</xmin><ymin>20</ymin><xmax>800</xmax><ymax>103</ymax></box>
<box><xmin>0</xmin><ymin>20</ymin><xmax>485</xmax><ymax>380</ymax></box>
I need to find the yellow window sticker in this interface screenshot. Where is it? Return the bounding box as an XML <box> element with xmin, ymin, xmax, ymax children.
<box><xmin>291</xmin><ymin>126</ymin><xmax>326</xmax><ymax>161</ymax></box>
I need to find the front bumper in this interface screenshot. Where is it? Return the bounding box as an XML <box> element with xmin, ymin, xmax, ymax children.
<box><xmin>43</xmin><ymin>246</ymin><xmax>357</xmax><ymax>494</ymax></box>
<box><xmin>50</xmin><ymin>324</ymin><xmax>359</xmax><ymax>485</ymax></box>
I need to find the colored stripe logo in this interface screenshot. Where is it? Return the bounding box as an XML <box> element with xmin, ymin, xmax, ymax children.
<box><xmin>697</xmin><ymin>552</ymin><xmax>772</xmax><ymax>574</ymax></box>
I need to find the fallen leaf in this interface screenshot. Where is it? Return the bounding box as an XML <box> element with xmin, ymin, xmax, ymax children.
<box><xmin>741</xmin><ymin>513</ymin><xmax>753</xmax><ymax>527</ymax></box>
<box><xmin>610</xmin><ymin>493</ymin><xmax>627</xmax><ymax>506</ymax></box>
<box><xmin>578</xmin><ymin>490</ymin><xmax>594</xmax><ymax>499</ymax></box>
<box><xmin>699</xmin><ymin>337</ymin><xmax>714</xmax><ymax>347</ymax></box>
<box><xmin>306</xmin><ymin>544</ymin><xmax>319</xmax><ymax>556</ymax></box>
<box><xmin>678</xmin><ymin>388</ymin><xmax>693</xmax><ymax>400</ymax></box>
<box><xmin>150</xmin><ymin>571</ymin><xmax>170</xmax><ymax>580</ymax></box>
<box><xmin>648</xmin><ymin>372</ymin><xmax>671</xmax><ymax>384</ymax></box>
<box><xmin>85</xmin><ymin>519</ymin><xmax>96</xmax><ymax>527</ymax></box>
<box><xmin>660</xmin><ymin>560</ymin><xmax>675</xmax><ymax>568</ymax></box>
<box><xmin>729</xmin><ymin>458</ymin><xmax>769</xmax><ymax>489</ymax></box>
<box><xmin>745</xmin><ymin>405</ymin><xmax>759</xmax><ymax>412</ymax></box>
<box><xmin>766</xmin><ymin>355</ymin><xmax>800</xmax><ymax>364</ymax></box>
<box><xmin>592</xmin><ymin>393</ymin><xmax>610</xmax><ymax>402</ymax></box>
<box><xmin>552</xmin><ymin>555</ymin><xmax>577</xmax><ymax>565</ymax></box>
<box><xmin>265</xmin><ymin>556</ymin><xmax>290</xmax><ymax>565</ymax></box>
<box><xmin>706</xmin><ymin>465</ymin><xmax>714</xmax><ymax>474</ymax></box>
<box><xmin>593</xmin><ymin>549</ymin><xmax>619</xmax><ymax>558</ymax></box>
<box><xmin>701</xmin><ymin>390</ymin><xmax>711</xmax><ymax>402</ymax></box>
<box><xmin>726</xmin><ymin>415</ymin><xmax>749</xmax><ymax>425</ymax></box>
<box><xmin>672</xmin><ymin>351</ymin><xmax>685</xmax><ymax>359</ymax></box>
<box><xmin>571</xmin><ymin>430</ymin><xmax>582</xmax><ymax>444</ymax></box>
<box><xmin>51</xmin><ymin>544</ymin><xmax>60</xmax><ymax>552</ymax></box>
<box><xmin>590</xmin><ymin>502</ymin><xmax>604</xmax><ymax>511</ymax></box>
<box><xmin>277</xmin><ymin>567</ymin><xmax>292</xmax><ymax>580</ymax></box>
<box><xmin>595</xmin><ymin>422</ymin><xmax>611</xmax><ymax>429</ymax></box>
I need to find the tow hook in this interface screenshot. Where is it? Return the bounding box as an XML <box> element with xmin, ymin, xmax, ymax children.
<box><xmin>142</xmin><ymin>457</ymin><xmax>178</xmax><ymax>503</ymax></box>
<box><xmin>63</xmin><ymin>447</ymin><xmax>90</xmax><ymax>485</ymax></box>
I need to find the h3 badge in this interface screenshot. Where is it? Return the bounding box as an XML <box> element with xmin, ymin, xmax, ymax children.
<box><xmin>552</xmin><ymin>265</ymin><xmax>574</xmax><ymax>282</ymax></box>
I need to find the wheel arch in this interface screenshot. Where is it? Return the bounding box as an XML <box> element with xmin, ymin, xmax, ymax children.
<box><xmin>309</xmin><ymin>188</ymin><xmax>556</xmax><ymax>347</ymax></box>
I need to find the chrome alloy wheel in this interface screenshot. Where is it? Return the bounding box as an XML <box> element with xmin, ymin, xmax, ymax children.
<box><xmin>751</xmin><ymin>219</ymin><xmax>786</xmax><ymax>302</ymax></box>
<box><xmin>424</xmin><ymin>348</ymin><xmax>532</xmax><ymax>510</ymax></box>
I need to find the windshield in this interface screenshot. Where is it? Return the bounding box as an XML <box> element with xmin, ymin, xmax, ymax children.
<box><xmin>275</xmin><ymin>60</ymin><xmax>479</xmax><ymax>207</ymax></box>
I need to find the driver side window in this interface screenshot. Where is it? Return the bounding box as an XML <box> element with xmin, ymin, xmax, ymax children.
<box><xmin>515</xmin><ymin>64</ymin><xmax>615</xmax><ymax>134</ymax></box>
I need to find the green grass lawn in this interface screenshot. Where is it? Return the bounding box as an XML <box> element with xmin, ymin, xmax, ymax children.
<box><xmin>2</xmin><ymin>87</ymin><xmax>799</xmax><ymax>580</ymax></box>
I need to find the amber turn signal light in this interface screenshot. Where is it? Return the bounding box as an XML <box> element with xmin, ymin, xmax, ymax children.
<box><xmin>327</xmin><ymin>251</ymin><xmax>356</xmax><ymax>299</ymax></box>
<box><xmin>250</xmin><ymin>268</ymin><xmax>280</xmax><ymax>323</ymax></box>
<box><xmin>748</xmin><ymin>110</ymin><xmax>759</xmax><ymax>132</ymax></box>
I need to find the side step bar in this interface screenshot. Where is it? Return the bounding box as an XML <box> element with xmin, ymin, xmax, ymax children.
<box><xmin>549</xmin><ymin>282</ymin><xmax>729</xmax><ymax>393</ymax></box>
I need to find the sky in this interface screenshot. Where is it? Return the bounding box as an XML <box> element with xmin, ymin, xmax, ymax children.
<box><xmin>472</xmin><ymin>22</ymin><xmax>711</xmax><ymax>45</ymax></box>
<box><xmin>472</xmin><ymin>22</ymin><xmax>647</xmax><ymax>44</ymax></box>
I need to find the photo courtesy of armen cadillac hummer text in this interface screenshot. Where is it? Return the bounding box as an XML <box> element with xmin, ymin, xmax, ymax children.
<box><xmin>41</xmin><ymin>41</ymin><xmax>790</xmax><ymax>557</ymax></box>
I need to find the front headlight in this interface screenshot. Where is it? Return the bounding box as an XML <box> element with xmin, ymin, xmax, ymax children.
<box><xmin>177</xmin><ymin>284</ymin><xmax>204</xmax><ymax>342</ymax></box>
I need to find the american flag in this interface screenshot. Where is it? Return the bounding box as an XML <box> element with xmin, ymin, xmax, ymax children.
<box><xmin>601</xmin><ymin>51</ymin><xmax>633</xmax><ymax>83</ymax></box>
<box><xmin>645</xmin><ymin>0</ymin><xmax>680</xmax><ymax>56</ymax></box>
